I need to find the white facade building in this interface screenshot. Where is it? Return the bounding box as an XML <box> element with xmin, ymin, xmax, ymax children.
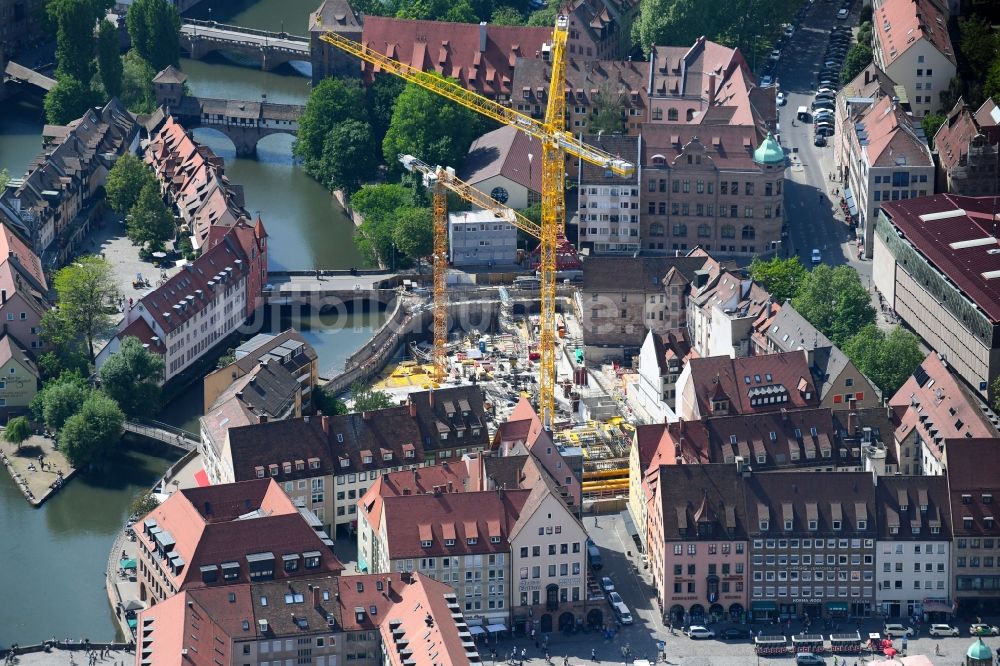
<box><xmin>448</xmin><ymin>209</ymin><xmax>518</xmax><ymax>267</ymax></box>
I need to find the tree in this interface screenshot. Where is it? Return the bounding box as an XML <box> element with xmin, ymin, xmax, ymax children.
<box><xmin>96</xmin><ymin>19</ymin><xmax>124</xmax><ymax>99</ymax></box>
<box><xmin>992</xmin><ymin>375</ymin><xmax>1000</xmax><ymax>414</ymax></box>
<box><xmin>59</xmin><ymin>392</ymin><xmax>124</xmax><ymax>468</ymax></box>
<box><xmin>444</xmin><ymin>0</ymin><xmax>480</xmax><ymax>22</ymax></box>
<box><xmin>490</xmin><ymin>6</ymin><xmax>525</xmax><ymax>24</ymax></box>
<box><xmin>293</xmin><ymin>78</ymin><xmax>367</xmax><ymax>178</ymax></box>
<box><xmin>792</xmin><ymin>264</ymin><xmax>875</xmax><ymax>347</ymax></box>
<box><xmin>106</xmin><ymin>153</ymin><xmax>155</xmax><ymax>215</ymax></box>
<box><xmin>749</xmin><ymin>256</ymin><xmax>808</xmax><ymax>304</ymax></box>
<box><xmin>959</xmin><ymin>16</ymin><xmax>999</xmax><ymax>82</ymax></box>
<box><xmin>120</xmin><ymin>49</ymin><xmax>157</xmax><ymax>114</ymax></box>
<box><xmin>44</xmin><ymin>75</ymin><xmax>99</xmax><ymax>125</ymax></box>
<box><xmin>351</xmin><ymin>183</ymin><xmax>414</xmax><ymax>224</ymax></box>
<box><xmin>859</xmin><ymin>3</ymin><xmax>872</xmax><ymax>23</ymax></box>
<box><xmin>841</xmin><ymin>42</ymin><xmax>873</xmax><ymax>83</ymax></box>
<box><xmin>50</xmin><ymin>0</ymin><xmax>96</xmax><ymax>84</ymax></box>
<box><xmin>127</xmin><ymin>0</ymin><xmax>180</xmax><ymax>71</ymax></box>
<box><xmin>366</xmin><ymin>75</ymin><xmax>406</xmax><ymax>145</ymax></box>
<box><xmin>527</xmin><ymin>6</ymin><xmax>557</xmax><ymax>26</ymax></box>
<box><xmin>99</xmin><ymin>336</ymin><xmax>165</xmax><ymax>418</ymax></box>
<box><xmin>393</xmin><ymin>207</ymin><xmax>435</xmax><ymax>268</ymax></box>
<box><xmin>129</xmin><ymin>490</ymin><xmax>160</xmax><ymax>518</ymax></box>
<box><xmin>127</xmin><ymin>181</ymin><xmax>174</xmax><ymax>246</ymax></box>
<box><xmin>349</xmin><ymin>382</ymin><xmax>396</xmax><ymax>412</ymax></box>
<box><xmin>51</xmin><ymin>256</ymin><xmax>120</xmax><ymax>362</ymax></box>
<box><xmin>318</xmin><ymin>120</ymin><xmax>379</xmax><ymax>194</ymax></box>
<box><xmin>33</xmin><ymin>373</ymin><xmax>91</xmax><ymax>432</ymax></box>
<box><xmin>383</xmin><ymin>77</ymin><xmax>482</xmax><ymax>171</ymax></box>
<box><xmin>589</xmin><ymin>81</ymin><xmax>626</xmax><ymax>135</ymax></box>
<box><xmin>4</xmin><ymin>416</ymin><xmax>32</xmax><ymax>451</ymax></box>
<box><xmin>313</xmin><ymin>385</ymin><xmax>348</xmax><ymax>416</ymax></box>
<box><xmin>985</xmin><ymin>60</ymin><xmax>1000</xmax><ymax>103</ymax></box>
<box><xmin>844</xmin><ymin>325</ymin><xmax>924</xmax><ymax>396</ymax></box>
<box><xmin>38</xmin><ymin>310</ymin><xmax>90</xmax><ymax>379</ymax></box>
<box><xmin>921</xmin><ymin>113</ymin><xmax>946</xmax><ymax>150</ymax></box>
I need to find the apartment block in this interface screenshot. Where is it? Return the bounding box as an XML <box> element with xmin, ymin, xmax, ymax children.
<box><xmin>575</xmin><ymin>134</ymin><xmax>642</xmax><ymax>254</ymax></box>
<box><xmin>448</xmin><ymin>209</ymin><xmax>518</xmax><ymax>268</ymax></box>
<box><xmin>932</xmin><ymin>97</ymin><xmax>1000</xmax><ymax>196</ymax></box>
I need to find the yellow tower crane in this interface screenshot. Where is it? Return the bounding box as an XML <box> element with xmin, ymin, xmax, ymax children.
<box><xmin>319</xmin><ymin>18</ymin><xmax>634</xmax><ymax>427</ymax></box>
<box><xmin>399</xmin><ymin>155</ymin><xmax>543</xmax><ymax>385</ymax></box>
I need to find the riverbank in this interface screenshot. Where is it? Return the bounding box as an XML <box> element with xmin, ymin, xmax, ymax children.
<box><xmin>0</xmin><ymin>435</ymin><xmax>76</xmax><ymax>507</ymax></box>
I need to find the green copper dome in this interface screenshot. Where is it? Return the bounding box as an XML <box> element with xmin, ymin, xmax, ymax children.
<box><xmin>968</xmin><ymin>638</ymin><xmax>992</xmax><ymax>661</ymax></box>
<box><xmin>753</xmin><ymin>132</ymin><xmax>785</xmax><ymax>165</ymax></box>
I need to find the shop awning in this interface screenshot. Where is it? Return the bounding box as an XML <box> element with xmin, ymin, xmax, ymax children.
<box><xmin>922</xmin><ymin>600</ymin><xmax>952</xmax><ymax>613</ymax></box>
<box><xmin>120</xmin><ymin>558</ymin><xmax>137</xmax><ymax>570</ymax></box>
<box><xmin>486</xmin><ymin>623</ymin><xmax>507</xmax><ymax>633</ymax></box>
<box><xmin>127</xmin><ymin>618</ymin><xmax>138</xmax><ymax>629</ymax></box>
<box><xmin>844</xmin><ymin>188</ymin><xmax>858</xmax><ymax>216</ymax></box>
<box><xmin>470</xmin><ymin>626</ymin><xmax>486</xmax><ymax>636</ymax></box>
<box><xmin>826</xmin><ymin>602</ymin><xmax>849</xmax><ymax>612</ymax></box>
<box><xmin>751</xmin><ymin>601</ymin><xmax>777</xmax><ymax>611</ymax></box>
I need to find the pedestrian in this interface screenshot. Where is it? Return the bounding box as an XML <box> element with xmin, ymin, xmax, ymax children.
<box><xmin>592</xmin><ymin>647</ymin><xmax>598</xmax><ymax>662</ymax></box>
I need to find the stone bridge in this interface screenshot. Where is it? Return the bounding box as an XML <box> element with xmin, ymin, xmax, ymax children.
<box><xmin>179</xmin><ymin>19</ymin><xmax>310</xmax><ymax>72</ymax></box>
<box><xmin>169</xmin><ymin>94</ymin><xmax>304</xmax><ymax>157</ymax></box>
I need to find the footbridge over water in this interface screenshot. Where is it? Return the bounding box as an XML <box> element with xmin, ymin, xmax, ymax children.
<box><xmin>168</xmin><ymin>94</ymin><xmax>304</xmax><ymax>157</ymax></box>
<box><xmin>179</xmin><ymin>19</ymin><xmax>310</xmax><ymax>72</ymax></box>
<box><xmin>3</xmin><ymin>60</ymin><xmax>56</xmax><ymax>93</ymax></box>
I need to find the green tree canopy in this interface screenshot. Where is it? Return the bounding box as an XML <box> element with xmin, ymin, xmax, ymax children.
<box><xmin>0</xmin><ymin>169</ymin><xmax>9</xmax><ymax>191</ymax></box>
<box><xmin>959</xmin><ymin>16</ymin><xmax>999</xmax><ymax>82</ymax></box>
<box><xmin>38</xmin><ymin>310</ymin><xmax>90</xmax><ymax>379</ymax></box>
<box><xmin>351</xmin><ymin>183</ymin><xmax>416</xmax><ymax>266</ymax></box>
<box><xmin>106</xmin><ymin>153</ymin><xmax>156</xmax><ymax>215</ymax></box>
<box><xmin>51</xmin><ymin>256</ymin><xmax>120</xmax><ymax>362</ymax></box>
<box><xmin>392</xmin><ymin>206</ymin><xmax>435</xmax><ymax>267</ymax></box>
<box><xmin>749</xmin><ymin>256</ymin><xmax>808</xmax><ymax>304</ymax></box>
<box><xmin>382</xmin><ymin>76</ymin><xmax>484</xmax><ymax>172</ymax></box>
<box><xmin>792</xmin><ymin>264</ymin><xmax>875</xmax><ymax>348</ymax></box>
<box><xmin>293</xmin><ymin>77</ymin><xmax>367</xmax><ymax>176</ymax></box>
<box><xmin>921</xmin><ymin>113</ymin><xmax>946</xmax><ymax>150</ymax></box>
<box><xmin>985</xmin><ymin>59</ymin><xmax>1000</xmax><ymax>103</ymax></box>
<box><xmin>44</xmin><ymin>75</ymin><xmax>99</xmax><ymax>125</ymax></box>
<box><xmin>527</xmin><ymin>6</ymin><xmax>557</xmax><ymax>26</ymax></box>
<box><xmin>843</xmin><ymin>325</ymin><xmax>924</xmax><ymax>396</ymax></box>
<box><xmin>589</xmin><ymin>81</ymin><xmax>627</xmax><ymax>135</ymax></box>
<box><xmin>99</xmin><ymin>336</ymin><xmax>165</xmax><ymax>417</ymax></box>
<box><xmin>127</xmin><ymin>181</ymin><xmax>174</xmax><ymax>246</ymax></box>
<box><xmin>96</xmin><ymin>19</ymin><xmax>124</xmax><ymax>99</ymax></box>
<box><xmin>51</xmin><ymin>0</ymin><xmax>96</xmax><ymax>84</ymax></box>
<box><xmin>129</xmin><ymin>490</ymin><xmax>160</xmax><ymax>518</ymax></box>
<box><xmin>444</xmin><ymin>0</ymin><xmax>480</xmax><ymax>22</ymax></box>
<box><xmin>127</xmin><ymin>0</ymin><xmax>180</xmax><ymax>71</ymax></box>
<box><xmin>318</xmin><ymin>120</ymin><xmax>379</xmax><ymax>194</ymax></box>
<box><xmin>366</xmin><ymin>75</ymin><xmax>406</xmax><ymax>144</ymax></box>
<box><xmin>349</xmin><ymin>382</ymin><xmax>396</xmax><ymax>412</ymax></box>
<box><xmin>490</xmin><ymin>6</ymin><xmax>525</xmax><ymax>24</ymax></box>
<box><xmin>59</xmin><ymin>391</ymin><xmax>124</xmax><ymax>468</ymax></box>
<box><xmin>31</xmin><ymin>373</ymin><xmax>92</xmax><ymax>432</ymax></box>
<box><xmin>121</xmin><ymin>49</ymin><xmax>157</xmax><ymax>114</ymax></box>
<box><xmin>4</xmin><ymin>416</ymin><xmax>32</xmax><ymax>451</ymax></box>
<box><xmin>841</xmin><ymin>41</ymin><xmax>874</xmax><ymax>83</ymax></box>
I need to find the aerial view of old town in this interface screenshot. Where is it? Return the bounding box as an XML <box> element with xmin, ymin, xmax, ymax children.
<box><xmin>1</xmin><ymin>0</ymin><xmax>1000</xmax><ymax>664</ymax></box>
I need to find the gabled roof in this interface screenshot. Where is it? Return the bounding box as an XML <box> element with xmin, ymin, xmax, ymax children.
<box><xmin>744</xmin><ymin>470</ymin><xmax>875</xmax><ymax>536</ymax></box>
<box><xmin>152</xmin><ymin>65</ymin><xmax>187</xmax><ymax>85</ymax></box>
<box><xmin>642</xmin><ymin>124</ymin><xmax>765</xmax><ymax>170</ymax></box>
<box><xmin>577</xmin><ymin>133</ymin><xmax>640</xmax><ymax>185</ymax></box>
<box><xmin>656</xmin><ymin>464</ymin><xmax>747</xmax><ymax>541</ymax></box>
<box><xmin>360</xmin><ymin>17</ymin><xmax>550</xmax><ymax>99</ymax></box>
<box><xmin>934</xmin><ymin>97</ymin><xmax>1000</xmax><ymax>171</ymax></box>
<box><xmin>0</xmin><ymin>223</ymin><xmax>45</xmax><ymax>290</ymax></box>
<box><xmin>0</xmin><ymin>331</ymin><xmax>38</xmax><ymax>377</ymax></box>
<box><xmin>875</xmin><ymin>475</ymin><xmax>951</xmax><ymax>540</ymax></box>
<box><xmin>688</xmin><ymin>351</ymin><xmax>818</xmax><ymax>416</ymax></box>
<box><xmin>359</xmin><ymin>461</ymin><xmax>471</xmax><ymax>532</ymax></box>
<box><xmin>857</xmin><ymin>94</ymin><xmax>932</xmax><ymax>167</ymax></box>
<box><xmin>705</xmin><ymin>407</ymin><xmax>850</xmax><ymax>469</ymax></box>
<box><xmin>582</xmin><ymin>254</ymin><xmax>708</xmax><ymax>291</ymax></box>
<box><xmin>872</xmin><ymin>0</ymin><xmax>955</xmax><ymax>68</ymax></box>
<box><xmin>460</xmin><ymin>125</ymin><xmax>543</xmax><ymax>193</ymax></box>
<box><xmin>889</xmin><ymin>352</ymin><xmax>998</xmax><ymax>460</ymax></box>
<box><xmin>840</xmin><ymin>64</ymin><xmax>898</xmax><ymax>101</ymax></box>
<box><xmin>232</xmin><ymin>328</ymin><xmax>316</xmax><ymax>374</ymax></box>
<box><xmin>945</xmin><ymin>438</ymin><xmax>1000</xmax><ymax>537</ymax></box>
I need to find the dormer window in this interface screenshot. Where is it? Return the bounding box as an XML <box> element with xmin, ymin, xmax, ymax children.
<box><xmin>757</xmin><ymin>454</ymin><xmax>766</xmax><ymax>464</ymax></box>
<box><xmin>491</xmin><ymin>536</ymin><xmax>501</xmax><ymax>544</ymax></box>
<box><xmin>930</xmin><ymin>526</ymin><xmax>940</xmax><ymax>534</ymax></box>
<box><xmin>255</xmin><ymin>466</ymin><xmax>265</xmax><ymax>478</ymax></box>
<box><xmin>962</xmin><ymin>494</ymin><xmax>972</xmax><ymax>504</ymax></box>
<box><xmin>440</xmin><ymin>433</ymin><xmax>448</xmax><ymax>441</ymax></box>
<box><xmin>759</xmin><ymin>520</ymin><xmax>769</xmax><ymax>531</ymax></box>
<box><xmin>964</xmin><ymin>517</ymin><xmax>974</xmax><ymax>529</ymax></box>
<box><xmin>890</xmin><ymin>526</ymin><xmax>899</xmax><ymax>534</ymax></box>
<box><xmin>769</xmin><ymin>431</ymin><xmax>777</xmax><ymax>441</ymax></box>
<box><xmin>984</xmin><ymin>494</ymin><xmax>993</xmax><ymax>504</ymax></box>
<box><xmin>383</xmin><ymin>452</ymin><xmax>393</xmax><ymax>461</ymax></box>
<box><xmin>268</xmin><ymin>464</ymin><xmax>278</xmax><ymax>477</ymax></box>
<box><xmin>406</xmin><ymin>450</ymin><xmax>415</xmax><ymax>458</ymax></box>
<box><xmin>857</xmin><ymin>520</ymin><xmax>867</xmax><ymax>530</ymax></box>
<box><xmin>832</xmin><ymin>520</ymin><xmax>842</xmax><ymax>531</ymax></box>
<box><xmin>421</xmin><ymin>540</ymin><xmax>432</xmax><ymax>548</ymax></box>
<box><xmin>730</xmin><ymin>435</ymin><xmax>737</xmax><ymax>445</ymax></box>
<box><xmin>363</xmin><ymin>455</ymin><xmax>372</xmax><ymax>464</ymax></box>
<box><xmin>810</xmin><ymin>427</ymin><xmax>818</xmax><ymax>437</ymax></box>
<box><xmin>794</xmin><ymin>428</ymin><xmax>802</xmax><ymax>438</ymax></box>
<box><xmin>808</xmin><ymin>520</ymin><xmax>818</xmax><ymax>531</ymax></box>
<box><xmin>985</xmin><ymin>517</ymin><xmax>995</xmax><ymax>528</ymax></box>
<box><xmin>340</xmin><ymin>458</ymin><xmax>349</xmax><ymax>468</ymax></box>
<box><xmin>445</xmin><ymin>539</ymin><xmax>455</xmax><ymax>546</ymax></box>
<box><xmin>309</xmin><ymin>458</ymin><xmax>320</xmax><ymax>470</ymax></box>
<box><xmin>784</xmin><ymin>520</ymin><xmax>793</xmax><ymax>531</ymax></box>
<box><xmin>467</xmin><ymin>537</ymin><xmax>478</xmax><ymax>545</ymax></box>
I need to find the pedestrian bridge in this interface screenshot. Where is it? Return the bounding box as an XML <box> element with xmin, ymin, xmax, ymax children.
<box><xmin>169</xmin><ymin>94</ymin><xmax>304</xmax><ymax>158</ymax></box>
<box><xmin>4</xmin><ymin>60</ymin><xmax>56</xmax><ymax>92</ymax></box>
<box><xmin>123</xmin><ymin>419</ymin><xmax>199</xmax><ymax>451</ymax></box>
<box><xmin>179</xmin><ymin>19</ymin><xmax>310</xmax><ymax>72</ymax></box>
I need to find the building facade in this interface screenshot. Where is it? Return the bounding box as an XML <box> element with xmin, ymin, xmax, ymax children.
<box><xmin>575</xmin><ymin>134</ymin><xmax>642</xmax><ymax>254</ymax></box>
<box><xmin>932</xmin><ymin>97</ymin><xmax>1000</xmax><ymax>196</ymax></box>
<box><xmin>448</xmin><ymin>209</ymin><xmax>518</xmax><ymax>267</ymax></box>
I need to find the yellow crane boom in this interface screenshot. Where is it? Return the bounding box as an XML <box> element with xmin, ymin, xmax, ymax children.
<box><xmin>319</xmin><ymin>18</ymin><xmax>635</xmax><ymax>426</ymax></box>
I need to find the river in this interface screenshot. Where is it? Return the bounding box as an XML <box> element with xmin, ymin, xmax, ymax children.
<box><xmin>0</xmin><ymin>0</ymin><xmax>387</xmax><ymax>644</ymax></box>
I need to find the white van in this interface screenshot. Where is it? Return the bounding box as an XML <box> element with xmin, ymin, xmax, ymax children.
<box><xmin>612</xmin><ymin>601</ymin><xmax>634</xmax><ymax>625</ymax></box>
<box><xmin>797</xmin><ymin>106</ymin><xmax>810</xmax><ymax>121</ymax></box>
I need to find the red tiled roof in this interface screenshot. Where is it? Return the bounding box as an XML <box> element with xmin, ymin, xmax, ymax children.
<box><xmin>360</xmin><ymin>17</ymin><xmax>550</xmax><ymax>99</ymax></box>
<box><xmin>119</xmin><ymin>317</ymin><xmax>165</xmax><ymax>354</ymax></box>
<box><xmin>858</xmin><ymin>94</ymin><xmax>932</xmax><ymax>167</ymax></box>
<box><xmin>0</xmin><ymin>224</ymin><xmax>45</xmax><ymax>291</ymax></box>
<box><xmin>934</xmin><ymin>99</ymin><xmax>981</xmax><ymax>171</ymax></box>
<box><xmin>880</xmin><ymin>194</ymin><xmax>1000</xmax><ymax>322</ymax></box>
<box><xmin>873</xmin><ymin>0</ymin><xmax>955</xmax><ymax>67</ymax></box>
<box><xmin>687</xmin><ymin>351</ymin><xmax>818</xmax><ymax>416</ymax></box>
<box><xmin>461</xmin><ymin>125</ymin><xmax>543</xmax><ymax>193</ymax></box>
<box><xmin>642</xmin><ymin>123</ymin><xmax>764</xmax><ymax>170</ymax></box>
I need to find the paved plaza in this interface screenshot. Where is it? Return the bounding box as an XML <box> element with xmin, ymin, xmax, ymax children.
<box><xmin>1</xmin><ymin>435</ymin><xmax>73</xmax><ymax>505</ymax></box>
<box><xmin>5</xmin><ymin>648</ymin><xmax>132</xmax><ymax>666</ymax></box>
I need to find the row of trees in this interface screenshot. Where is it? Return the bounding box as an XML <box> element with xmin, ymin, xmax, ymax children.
<box><xmin>350</xmin><ymin>0</ymin><xmax>555</xmax><ymax>27</ymax></box>
<box><xmin>750</xmin><ymin>257</ymin><xmax>924</xmax><ymax>396</ymax></box>
<box><xmin>841</xmin><ymin>19</ymin><xmax>874</xmax><ymax>84</ymax></box>
<box><xmin>44</xmin><ymin>0</ymin><xmax>179</xmax><ymax>124</ymax></box>
<box><xmin>105</xmin><ymin>153</ymin><xmax>175</xmax><ymax>247</ymax></box>
<box><xmin>349</xmin><ymin>183</ymin><xmax>434</xmax><ymax>268</ymax></box>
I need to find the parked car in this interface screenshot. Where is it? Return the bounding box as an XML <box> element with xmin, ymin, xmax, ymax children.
<box><xmin>721</xmin><ymin>627</ymin><xmax>751</xmax><ymax>640</ymax></box>
<box><xmin>761</xmin><ymin>75</ymin><xmax>774</xmax><ymax>87</ymax></box>
<box><xmin>813</xmin><ymin>134</ymin><xmax>827</xmax><ymax>147</ymax></box>
<box><xmin>600</xmin><ymin>576</ymin><xmax>615</xmax><ymax>593</ymax></box>
<box><xmin>811</xmin><ymin>248</ymin><xmax>822</xmax><ymax>264</ymax></box>
<box><xmin>784</xmin><ymin>24</ymin><xmax>795</xmax><ymax>37</ymax></box>
<box><xmin>816</xmin><ymin>125</ymin><xmax>835</xmax><ymax>136</ymax></box>
<box><xmin>770</xmin><ymin>49</ymin><xmax>781</xmax><ymax>61</ymax></box>
<box><xmin>837</xmin><ymin>8</ymin><xmax>849</xmax><ymax>18</ymax></box>
<box><xmin>686</xmin><ymin>626</ymin><xmax>715</xmax><ymax>639</ymax></box>
<box><xmin>796</xmin><ymin>654</ymin><xmax>826</xmax><ymax>666</ymax></box>
<box><xmin>969</xmin><ymin>624</ymin><xmax>1000</xmax><ymax>637</ymax></box>
<box><xmin>777</xmin><ymin>92</ymin><xmax>787</xmax><ymax>106</ymax></box>
<box><xmin>928</xmin><ymin>624</ymin><xmax>959</xmax><ymax>637</ymax></box>
<box><xmin>612</xmin><ymin>600</ymin><xmax>633</xmax><ymax>625</ymax></box>
<box><xmin>884</xmin><ymin>624</ymin><xmax>915</xmax><ymax>638</ymax></box>
<box><xmin>817</xmin><ymin>86</ymin><xmax>837</xmax><ymax>95</ymax></box>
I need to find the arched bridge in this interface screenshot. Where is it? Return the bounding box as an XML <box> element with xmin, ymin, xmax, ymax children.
<box><xmin>170</xmin><ymin>94</ymin><xmax>303</xmax><ymax>158</ymax></box>
<box><xmin>180</xmin><ymin>19</ymin><xmax>310</xmax><ymax>72</ymax></box>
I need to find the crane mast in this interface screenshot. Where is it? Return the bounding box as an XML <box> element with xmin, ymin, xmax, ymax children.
<box><xmin>319</xmin><ymin>18</ymin><xmax>635</xmax><ymax>427</ymax></box>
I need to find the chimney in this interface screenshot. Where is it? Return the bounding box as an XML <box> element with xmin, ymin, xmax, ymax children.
<box><xmin>312</xmin><ymin>586</ymin><xmax>322</xmax><ymax>608</ymax></box>
<box><xmin>204</xmin><ymin>501</ymin><xmax>212</xmax><ymax>515</ymax></box>
<box><xmin>321</xmin><ymin>414</ymin><xmax>330</xmax><ymax>436</ymax></box>
<box><xmin>1</xmin><ymin>289</ymin><xmax>6</xmax><ymax>304</ymax></box>
<box><xmin>707</xmin><ymin>73</ymin><xmax>716</xmax><ymax>106</ymax></box>
<box><xmin>479</xmin><ymin>22</ymin><xmax>487</xmax><ymax>53</ymax></box>
<box><xmin>864</xmin><ymin>69</ymin><xmax>871</xmax><ymax>86</ymax></box>
<box><xmin>409</xmin><ymin>401</ymin><xmax>416</xmax><ymax>417</ymax></box>
<box><xmin>259</xmin><ymin>414</ymin><xmax>268</xmax><ymax>424</ymax></box>
<box><xmin>847</xmin><ymin>411</ymin><xmax>857</xmax><ymax>437</ymax></box>
<box><xmin>447</xmin><ymin>480</ymin><xmax>454</xmax><ymax>493</ymax></box>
